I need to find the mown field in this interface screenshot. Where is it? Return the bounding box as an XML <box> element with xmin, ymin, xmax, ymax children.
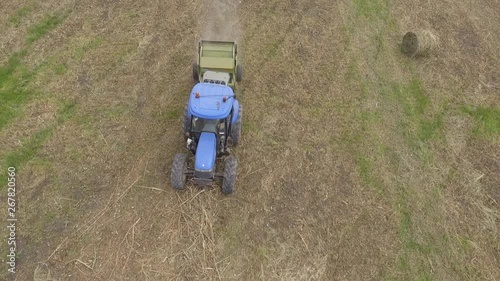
<box><xmin>0</xmin><ymin>0</ymin><xmax>499</xmax><ymax>280</ymax></box>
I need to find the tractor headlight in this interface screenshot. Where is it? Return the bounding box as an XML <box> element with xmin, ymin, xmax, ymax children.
<box><xmin>186</xmin><ymin>138</ymin><xmax>193</xmax><ymax>149</ymax></box>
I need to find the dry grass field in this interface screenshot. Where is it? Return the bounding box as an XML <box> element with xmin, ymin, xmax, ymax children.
<box><xmin>0</xmin><ymin>0</ymin><xmax>499</xmax><ymax>280</ymax></box>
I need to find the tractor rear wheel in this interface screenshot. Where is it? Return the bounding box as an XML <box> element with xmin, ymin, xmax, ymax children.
<box><xmin>230</xmin><ymin>104</ymin><xmax>242</xmax><ymax>145</ymax></box>
<box><xmin>171</xmin><ymin>153</ymin><xmax>188</xmax><ymax>190</ymax></box>
<box><xmin>183</xmin><ymin>102</ymin><xmax>190</xmax><ymax>140</ymax></box>
<box><xmin>222</xmin><ymin>156</ymin><xmax>237</xmax><ymax>194</ymax></box>
<box><xmin>192</xmin><ymin>63</ymin><xmax>199</xmax><ymax>82</ymax></box>
<box><xmin>236</xmin><ymin>64</ymin><xmax>243</xmax><ymax>82</ymax></box>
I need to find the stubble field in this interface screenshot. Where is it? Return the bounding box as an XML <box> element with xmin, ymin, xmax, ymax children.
<box><xmin>0</xmin><ymin>0</ymin><xmax>499</xmax><ymax>280</ymax></box>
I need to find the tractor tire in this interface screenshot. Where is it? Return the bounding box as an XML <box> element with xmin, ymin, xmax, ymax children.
<box><xmin>171</xmin><ymin>153</ymin><xmax>188</xmax><ymax>190</ymax></box>
<box><xmin>236</xmin><ymin>64</ymin><xmax>243</xmax><ymax>82</ymax></box>
<box><xmin>182</xmin><ymin>102</ymin><xmax>190</xmax><ymax>140</ymax></box>
<box><xmin>192</xmin><ymin>63</ymin><xmax>199</xmax><ymax>82</ymax></box>
<box><xmin>230</xmin><ymin>104</ymin><xmax>242</xmax><ymax>145</ymax></box>
<box><xmin>222</xmin><ymin>156</ymin><xmax>237</xmax><ymax>194</ymax></box>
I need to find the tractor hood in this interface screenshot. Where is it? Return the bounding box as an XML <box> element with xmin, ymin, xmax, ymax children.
<box><xmin>189</xmin><ymin>83</ymin><xmax>235</xmax><ymax>119</ymax></box>
<box><xmin>195</xmin><ymin>132</ymin><xmax>217</xmax><ymax>173</ymax></box>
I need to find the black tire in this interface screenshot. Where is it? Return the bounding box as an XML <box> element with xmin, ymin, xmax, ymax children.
<box><xmin>182</xmin><ymin>102</ymin><xmax>190</xmax><ymax>140</ymax></box>
<box><xmin>230</xmin><ymin>104</ymin><xmax>242</xmax><ymax>145</ymax></box>
<box><xmin>192</xmin><ymin>63</ymin><xmax>199</xmax><ymax>82</ymax></box>
<box><xmin>171</xmin><ymin>153</ymin><xmax>188</xmax><ymax>190</ymax></box>
<box><xmin>222</xmin><ymin>156</ymin><xmax>237</xmax><ymax>194</ymax></box>
<box><xmin>236</xmin><ymin>64</ymin><xmax>243</xmax><ymax>82</ymax></box>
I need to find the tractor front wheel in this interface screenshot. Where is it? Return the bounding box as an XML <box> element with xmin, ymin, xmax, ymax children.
<box><xmin>171</xmin><ymin>153</ymin><xmax>188</xmax><ymax>190</ymax></box>
<box><xmin>222</xmin><ymin>156</ymin><xmax>237</xmax><ymax>194</ymax></box>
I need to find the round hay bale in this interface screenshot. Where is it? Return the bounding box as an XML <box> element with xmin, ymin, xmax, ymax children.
<box><xmin>402</xmin><ymin>30</ymin><xmax>439</xmax><ymax>57</ymax></box>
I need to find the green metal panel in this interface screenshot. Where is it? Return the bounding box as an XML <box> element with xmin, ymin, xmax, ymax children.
<box><xmin>199</xmin><ymin>57</ymin><xmax>235</xmax><ymax>70</ymax></box>
<box><xmin>202</xmin><ymin>50</ymin><xmax>233</xmax><ymax>58</ymax></box>
<box><xmin>201</xmin><ymin>42</ymin><xmax>233</xmax><ymax>57</ymax></box>
<box><xmin>201</xmin><ymin>41</ymin><xmax>234</xmax><ymax>53</ymax></box>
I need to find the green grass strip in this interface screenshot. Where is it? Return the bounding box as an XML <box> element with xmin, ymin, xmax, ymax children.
<box><xmin>26</xmin><ymin>11</ymin><xmax>69</xmax><ymax>44</ymax></box>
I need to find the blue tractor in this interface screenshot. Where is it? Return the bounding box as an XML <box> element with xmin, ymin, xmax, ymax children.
<box><xmin>171</xmin><ymin>41</ymin><xmax>242</xmax><ymax>194</ymax></box>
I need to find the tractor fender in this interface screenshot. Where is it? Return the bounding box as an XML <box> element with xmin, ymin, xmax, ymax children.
<box><xmin>231</xmin><ymin>100</ymin><xmax>240</xmax><ymax>124</ymax></box>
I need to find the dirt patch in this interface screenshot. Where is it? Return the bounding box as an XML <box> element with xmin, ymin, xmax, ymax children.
<box><xmin>466</xmin><ymin>140</ymin><xmax>500</xmax><ymax>207</ymax></box>
<box><xmin>457</xmin><ymin>26</ymin><xmax>481</xmax><ymax>52</ymax></box>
